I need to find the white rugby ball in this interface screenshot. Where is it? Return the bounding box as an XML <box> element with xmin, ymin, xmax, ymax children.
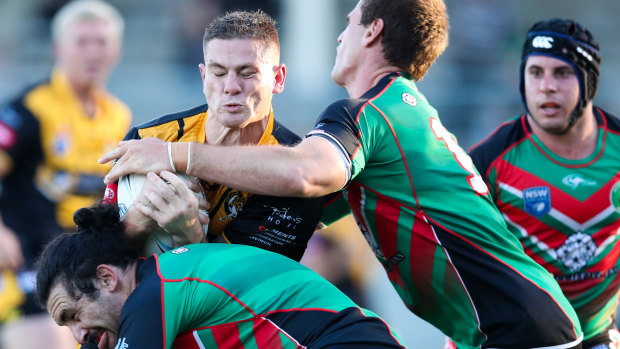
<box><xmin>117</xmin><ymin>173</ymin><xmax>206</xmax><ymax>257</ymax></box>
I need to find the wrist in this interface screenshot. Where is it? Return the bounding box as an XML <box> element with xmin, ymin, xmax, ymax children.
<box><xmin>170</xmin><ymin>142</ymin><xmax>193</xmax><ymax>174</ymax></box>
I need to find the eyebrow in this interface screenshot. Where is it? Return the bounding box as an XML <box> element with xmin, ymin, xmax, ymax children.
<box><xmin>207</xmin><ymin>63</ymin><xmax>257</xmax><ymax>72</ymax></box>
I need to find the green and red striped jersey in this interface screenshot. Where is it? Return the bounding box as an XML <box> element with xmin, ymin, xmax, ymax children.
<box><xmin>115</xmin><ymin>243</ymin><xmax>406</xmax><ymax>349</ymax></box>
<box><xmin>469</xmin><ymin>108</ymin><xmax>620</xmax><ymax>342</ymax></box>
<box><xmin>310</xmin><ymin>72</ymin><xmax>582</xmax><ymax>348</ymax></box>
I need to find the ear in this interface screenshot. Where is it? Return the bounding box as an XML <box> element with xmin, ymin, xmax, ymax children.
<box><xmin>362</xmin><ymin>18</ymin><xmax>384</xmax><ymax>47</ymax></box>
<box><xmin>96</xmin><ymin>264</ymin><xmax>119</xmax><ymax>292</ymax></box>
<box><xmin>272</xmin><ymin>64</ymin><xmax>286</xmax><ymax>95</ymax></box>
<box><xmin>199</xmin><ymin>63</ymin><xmax>206</xmax><ymax>84</ymax></box>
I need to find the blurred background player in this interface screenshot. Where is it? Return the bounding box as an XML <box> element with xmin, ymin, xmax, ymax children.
<box><xmin>112</xmin><ymin>10</ymin><xmax>326</xmax><ymax>262</ymax></box>
<box><xmin>35</xmin><ymin>203</ymin><xmax>407</xmax><ymax>349</ymax></box>
<box><xmin>469</xmin><ymin>18</ymin><xmax>620</xmax><ymax>349</ymax></box>
<box><xmin>100</xmin><ymin>0</ymin><xmax>584</xmax><ymax>347</ymax></box>
<box><xmin>0</xmin><ymin>0</ymin><xmax>131</xmax><ymax>348</ymax></box>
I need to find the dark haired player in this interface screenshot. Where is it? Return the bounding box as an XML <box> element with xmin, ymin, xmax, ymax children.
<box><xmin>469</xmin><ymin>19</ymin><xmax>620</xmax><ymax>349</ymax></box>
<box><xmin>35</xmin><ymin>203</ymin><xmax>407</xmax><ymax>349</ymax></box>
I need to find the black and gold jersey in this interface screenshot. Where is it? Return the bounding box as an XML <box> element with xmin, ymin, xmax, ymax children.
<box><xmin>0</xmin><ymin>70</ymin><xmax>131</xmax><ymax>267</ymax></box>
<box><xmin>125</xmin><ymin>104</ymin><xmax>325</xmax><ymax>261</ymax></box>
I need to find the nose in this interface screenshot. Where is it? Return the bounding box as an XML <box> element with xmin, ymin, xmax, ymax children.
<box><xmin>223</xmin><ymin>73</ymin><xmax>241</xmax><ymax>96</ymax></box>
<box><xmin>539</xmin><ymin>72</ymin><xmax>557</xmax><ymax>92</ymax></box>
<box><xmin>69</xmin><ymin>325</ymin><xmax>90</xmax><ymax>345</ymax></box>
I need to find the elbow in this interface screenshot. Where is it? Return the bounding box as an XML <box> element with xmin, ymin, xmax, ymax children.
<box><xmin>283</xmin><ymin>166</ymin><xmax>331</xmax><ymax>198</ymax></box>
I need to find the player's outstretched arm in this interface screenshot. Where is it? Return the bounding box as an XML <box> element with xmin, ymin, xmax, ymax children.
<box><xmin>99</xmin><ymin>138</ymin><xmax>171</xmax><ymax>182</ymax></box>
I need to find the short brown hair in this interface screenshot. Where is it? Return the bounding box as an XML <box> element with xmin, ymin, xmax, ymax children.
<box><xmin>360</xmin><ymin>0</ymin><xmax>449</xmax><ymax>80</ymax></box>
<box><xmin>203</xmin><ymin>10</ymin><xmax>280</xmax><ymax>59</ymax></box>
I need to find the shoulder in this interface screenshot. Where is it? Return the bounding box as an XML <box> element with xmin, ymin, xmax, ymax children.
<box><xmin>126</xmin><ymin>104</ymin><xmax>208</xmax><ymax>141</ymax></box>
<box><xmin>468</xmin><ymin>115</ymin><xmax>527</xmax><ymax>175</ymax></box>
<box><xmin>136</xmin><ymin>104</ymin><xmax>208</xmax><ymax>130</ymax></box>
<box><xmin>271</xmin><ymin>119</ymin><xmax>301</xmax><ymax>146</ymax></box>
<box><xmin>596</xmin><ymin>107</ymin><xmax>620</xmax><ymax>133</ymax></box>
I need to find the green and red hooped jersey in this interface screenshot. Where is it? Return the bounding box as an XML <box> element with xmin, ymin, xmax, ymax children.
<box><xmin>114</xmin><ymin>243</ymin><xmax>406</xmax><ymax>349</ymax></box>
<box><xmin>469</xmin><ymin>108</ymin><xmax>620</xmax><ymax>342</ymax></box>
<box><xmin>309</xmin><ymin>72</ymin><xmax>582</xmax><ymax>348</ymax></box>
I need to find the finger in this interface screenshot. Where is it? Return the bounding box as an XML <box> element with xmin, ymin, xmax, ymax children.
<box><xmin>98</xmin><ymin>142</ymin><xmax>127</xmax><ymax>164</ymax></box>
<box><xmin>134</xmin><ymin>201</ymin><xmax>163</xmax><ymax>223</ymax></box>
<box><xmin>159</xmin><ymin>171</ymin><xmax>195</xmax><ymax>200</ymax></box>
<box><xmin>197</xmin><ymin>195</ymin><xmax>209</xmax><ymax>211</ymax></box>
<box><xmin>198</xmin><ymin>210</ymin><xmax>210</xmax><ymax>226</ymax></box>
<box><xmin>144</xmin><ymin>190</ymin><xmax>170</xmax><ymax>213</ymax></box>
<box><xmin>146</xmin><ymin>172</ymin><xmax>178</xmax><ymax>198</ymax></box>
<box><xmin>104</xmin><ymin>155</ymin><xmax>132</xmax><ymax>184</ymax></box>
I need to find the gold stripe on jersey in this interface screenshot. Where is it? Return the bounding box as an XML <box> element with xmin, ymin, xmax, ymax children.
<box><xmin>136</xmin><ymin>108</ymin><xmax>280</xmax><ymax>238</ymax></box>
<box><xmin>24</xmin><ymin>70</ymin><xmax>131</xmax><ymax>228</ymax></box>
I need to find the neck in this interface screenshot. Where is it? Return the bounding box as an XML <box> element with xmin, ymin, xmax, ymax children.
<box><xmin>529</xmin><ymin>106</ymin><xmax>598</xmax><ymax>160</ymax></box>
<box><xmin>68</xmin><ymin>79</ymin><xmax>98</xmax><ymax>118</ymax></box>
<box><xmin>205</xmin><ymin>115</ymin><xmax>268</xmax><ymax>146</ymax></box>
<box><xmin>345</xmin><ymin>65</ymin><xmax>401</xmax><ymax>98</ymax></box>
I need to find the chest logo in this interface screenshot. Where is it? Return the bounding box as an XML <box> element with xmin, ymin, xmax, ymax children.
<box><xmin>555</xmin><ymin>232</ymin><xmax>597</xmax><ymax>272</ymax></box>
<box><xmin>401</xmin><ymin>93</ymin><xmax>417</xmax><ymax>107</ymax></box>
<box><xmin>523</xmin><ymin>186</ymin><xmax>551</xmax><ymax>217</ymax></box>
<box><xmin>562</xmin><ymin>174</ymin><xmax>597</xmax><ymax>190</ymax></box>
<box><xmin>171</xmin><ymin>246</ymin><xmax>189</xmax><ymax>254</ymax></box>
<box><xmin>611</xmin><ymin>181</ymin><xmax>620</xmax><ymax>213</ymax></box>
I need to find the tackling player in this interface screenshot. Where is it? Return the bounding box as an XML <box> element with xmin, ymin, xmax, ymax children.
<box><xmin>35</xmin><ymin>203</ymin><xmax>407</xmax><ymax>349</ymax></box>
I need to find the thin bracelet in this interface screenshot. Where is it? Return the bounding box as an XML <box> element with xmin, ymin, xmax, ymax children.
<box><xmin>186</xmin><ymin>142</ymin><xmax>192</xmax><ymax>173</ymax></box>
<box><xmin>167</xmin><ymin>142</ymin><xmax>177</xmax><ymax>172</ymax></box>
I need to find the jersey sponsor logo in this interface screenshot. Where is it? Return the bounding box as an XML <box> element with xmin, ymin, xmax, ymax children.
<box><xmin>401</xmin><ymin>92</ymin><xmax>417</xmax><ymax>107</ymax></box>
<box><xmin>555</xmin><ymin>232</ymin><xmax>597</xmax><ymax>272</ymax></box>
<box><xmin>610</xmin><ymin>181</ymin><xmax>620</xmax><ymax>213</ymax></box>
<box><xmin>171</xmin><ymin>246</ymin><xmax>189</xmax><ymax>254</ymax></box>
<box><xmin>114</xmin><ymin>337</ymin><xmax>129</xmax><ymax>349</ymax></box>
<box><xmin>264</xmin><ymin>205</ymin><xmax>303</xmax><ymax>229</ymax></box>
<box><xmin>532</xmin><ymin>36</ymin><xmax>554</xmax><ymax>49</ymax></box>
<box><xmin>0</xmin><ymin>121</ymin><xmax>17</xmax><ymax>149</ymax></box>
<box><xmin>523</xmin><ymin>186</ymin><xmax>551</xmax><ymax>217</ymax></box>
<box><xmin>562</xmin><ymin>174</ymin><xmax>597</xmax><ymax>190</ymax></box>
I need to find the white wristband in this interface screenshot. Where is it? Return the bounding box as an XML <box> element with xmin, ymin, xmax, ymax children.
<box><xmin>186</xmin><ymin>142</ymin><xmax>192</xmax><ymax>173</ymax></box>
<box><xmin>167</xmin><ymin>142</ymin><xmax>177</xmax><ymax>172</ymax></box>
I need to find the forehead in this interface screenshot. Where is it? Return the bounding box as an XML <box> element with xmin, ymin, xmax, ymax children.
<box><xmin>525</xmin><ymin>55</ymin><xmax>572</xmax><ymax>69</ymax></box>
<box><xmin>205</xmin><ymin>38</ymin><xmax>271</xmax><ymax>66</ymax></box>
<box><xmin>47</xmin><ymin>282</ymin><xmax>77</xmax><ymax>323</ymax></box>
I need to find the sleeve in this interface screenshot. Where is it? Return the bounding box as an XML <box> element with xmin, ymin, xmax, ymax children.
<box><xmin>0</xmin><ymin>99</ymin><xmax>41</xmax><ymax>164</ymax></box>
<box><xmin>320</xmin><ymin>191</ymin><xmax>352</xmax><ymax>227</ymax></box>
<box><xmin>305</xmin><ymin>99</ymin><xmax>368</xmax><ymax>183</ymax></box>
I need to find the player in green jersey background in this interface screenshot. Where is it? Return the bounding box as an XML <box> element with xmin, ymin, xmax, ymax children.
<box><xmin>469</xmin><ymin>19</ymin><xmax>620</xmax><ymax>349</ymax></box>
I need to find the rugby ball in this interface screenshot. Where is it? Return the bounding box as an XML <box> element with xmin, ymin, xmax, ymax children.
<box><xmin>117</xmin><ymin>173</ymin><xmax>206</xmax><ymax>257</ymax></box>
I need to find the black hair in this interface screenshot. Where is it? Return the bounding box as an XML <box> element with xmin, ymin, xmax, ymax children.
<box><xmin>35</xmin><ymin>203</ymin><xmax>137</xmax><ymax>306</ymax></box>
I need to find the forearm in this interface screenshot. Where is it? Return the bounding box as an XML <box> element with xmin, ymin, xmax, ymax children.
<box><xmin>187</xmin><ymin>143</ymin><xmax>313</xmax><ymax>197</ymax></box>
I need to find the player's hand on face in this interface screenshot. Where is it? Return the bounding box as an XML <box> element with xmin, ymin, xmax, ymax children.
<box><xmin>99</xmin><ymin>138</ymin><xmax>169</xmax><ymax>184</ymax></box>
<box><xmin>0</xmin><ymin>224</ymin><xmax>24</xmax><ymax>271</ymax></box>
<box><xmin>133</xmin><ymin>171</ymin><xmax>207</xmax><ymax>247</ymax></box>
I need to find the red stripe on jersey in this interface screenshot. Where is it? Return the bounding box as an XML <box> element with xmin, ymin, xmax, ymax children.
<box><xmin>496</xmin><ymin>160</ymin><xmax>620</xmax><ymax>224</ymax></box>
<box><xmin>374</xmin><ymin>189</ymin><xmax>407</xmax><ymax>290</ymax></box>
<box><xmin>408</xmin><ymin>211</ymin><xmax>440</xmax><ymax>306</ymax></box>
<box><xmin>212</xmin><ymin>323</ymin><xmax>244</xmax><ymax>348</ymax></box>
<box><xmin>253</xmin><ymin>318</ymin><xmax>285</xmax><ymax>349</ymax></box>
<box><xmin>346</xmin><ymin>183</ymin><xmax>373</xmax><ymax>240</ymax></box>
<box><xmin>498</xmin><ymin>200</ymin><xmax>568</xmax><ymax>249</ymax></box>
<box><xmin>173</xmin><ymin>331</ymin><xmax>201</xmax><ymax>349</ymax></box>
<box><xmin>154</xmin><ymin>254</ymin><xmax>169</xmax><ymax>347</ymax></box>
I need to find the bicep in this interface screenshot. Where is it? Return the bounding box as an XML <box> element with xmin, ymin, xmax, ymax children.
<box><xmin>297</xmin><ymin>136</ymin><xmax>350</xmax><ymax>194</ymax></box>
